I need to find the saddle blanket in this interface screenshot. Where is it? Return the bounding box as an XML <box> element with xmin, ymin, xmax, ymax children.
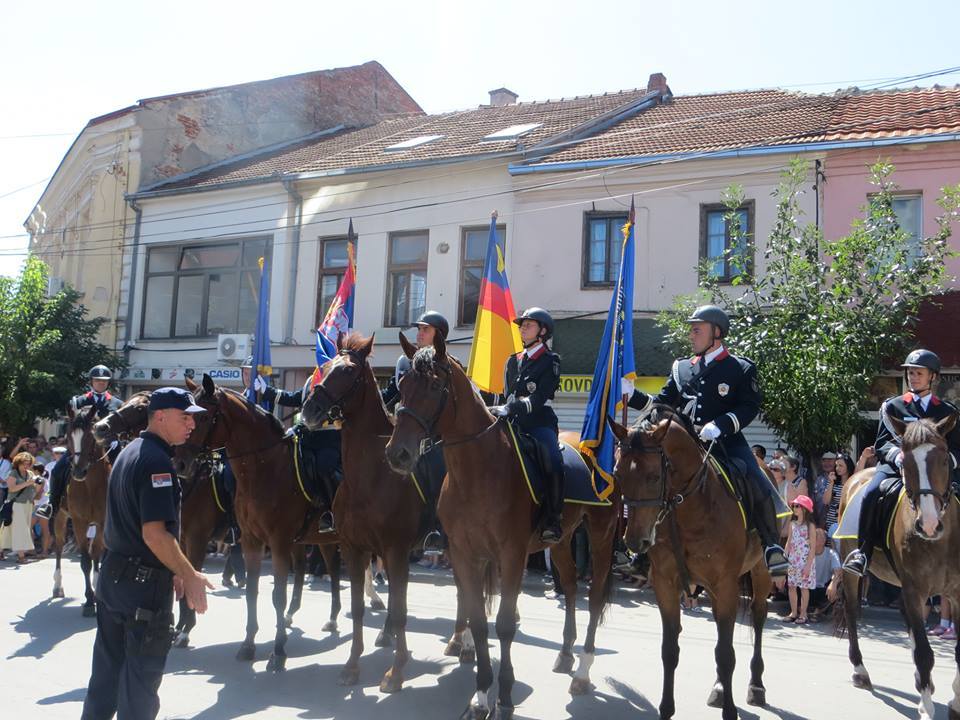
<box><xmin>834</xmin><ymin>476</ymin><xmax>905</xmax><ymax>546</ymax></box>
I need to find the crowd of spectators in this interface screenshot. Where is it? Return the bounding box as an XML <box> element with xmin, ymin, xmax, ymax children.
<box><xmin>1</xmin><ymin>433</ymin><xmax>66</xmax><ymax>563</ymax></box>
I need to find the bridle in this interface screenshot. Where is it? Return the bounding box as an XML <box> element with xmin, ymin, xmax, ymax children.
<box><xmin>903</xmin><ymin>440</ymin><xmax>955</xmax><ymax>520</ymax></box>
<box><xmin>308</xmin><ymin>350</ymin><xmax>367</xmax><ymax>423</ymax></box>
<box><xmin>186</xmin><ymin>387</ymin><xmax>285</xmax><ymax>461</ymax></box>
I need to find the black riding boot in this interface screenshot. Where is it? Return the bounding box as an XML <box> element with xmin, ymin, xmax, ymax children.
<box><xmin>843</xmin><ymin>486</ymin><xmax>882</xmax><ymax>577</ymax></box>
<box><xmin>754</xmin><ymin>494</ymin><xmax>788</xmax><ymax>577</ymax></box>
<box><xmin>317</xmin><ymin>470</ymin><xmax>341</xmax><ymax>533</ymax></box>
<box><xmin>540</xmin><ymin>467</ymin><xmax>564</xmax><ymax>544</ymax></box>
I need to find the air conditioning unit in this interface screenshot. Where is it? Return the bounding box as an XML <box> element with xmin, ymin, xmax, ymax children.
<box><xmin>216</xmin><ymin>334</ymin><xmax>251</xmax><ymax>363</ymax></box>
<box><xmin>47</xmin><ymin>276</ymin><xmax>65</xmax><ymax>297</ymax></box>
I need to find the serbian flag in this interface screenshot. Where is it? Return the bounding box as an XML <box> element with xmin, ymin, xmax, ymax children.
<box><xmin>245</xmin><ymin>256</ymin><xmax>272</xmax><ymax>408</ymax></box>
<box><xmin>311</xmin><ymin>220</ymin><xmax>357</xmax><ymax>386</ymax></box>
<box><xmin>467</xmin><ymin>213</ymin><xmax>521</xmax><ymax>394</ymax></box>
<box><xmin>579</xmin><ymin>198</ymin><xmax>637</xmax><ymax>499</ymax></box>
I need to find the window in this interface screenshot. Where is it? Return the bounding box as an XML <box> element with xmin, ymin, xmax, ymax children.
<box><xmin>141</xmin><ymin>237</ymin><xmax>270</xmax><ymax>338</ymax></box>
<box><xmin>582</xmin><ymin>212</ymin><xmax>628</xmax><ymax>287</ymax></box>
<box><xmin>384</xmin><ymin>135</ymin><xmax>444</xmax><ymax>152</ymax></box>
<box><xmin>892</xmin><ymin>194</ymin><xmax>922</xmax><ymax>259</ymax></box>
<box><xmin>316</xmin><ymin>236</ymin><xmax>353</xmax><ymax>326</ymax></box>
<box><xmin>480</xmin><ymin>123</ymin><xmax>542</xmax><ymax>142</ymax></box>
<box><xmin>459</xmin><ymin>224</ymin><xmax>505</xmax><ymax>325</ymax></box>
<box><xmin>699</xmin><ymin>201</ymin><xmax>755</xmax><ymax>282</ymax></box>
<box><xmin>385</xmin><ymin>231</ymin><xmax>428</xmax><ymax>327</ymax></box>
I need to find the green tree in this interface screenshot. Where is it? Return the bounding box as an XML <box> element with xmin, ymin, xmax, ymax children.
<box><xmin>658</xmin><ymin>158</ymin><xmax>960</xmax><ymax>471</ymax></box>
<box><xmin>0</xmin><ymin>256</ymin><xmax>122</xmax><ymax>436</ymax></box>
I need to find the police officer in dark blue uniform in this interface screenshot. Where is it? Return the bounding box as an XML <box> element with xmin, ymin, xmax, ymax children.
<box><xmin>842</xmin><ymin>349</ymin><xmax>960</xmax><ymax>576</ymax></box>
<box><xmin>81</xmin><ymin>388</ymin><xmax>213</xmax><ymax>720</ymax></box>
<box><xmin>71</xmin><ymin>365</ymin><xmax>124</xmax><ymax>417</ymax></box>
<box><xmin>490</xmin><ymin>307</ymin><xmax>564</xmax><ymax>544</ymax></box>
<box><xmin>628</xmin><ymin>305</ymin><xmax>789</xmax><ymax>576</ymax></box>
<box><xmin>383</xmin><ymin>311</ymin><xmax>450</xmax><ymax>555</ymax></box>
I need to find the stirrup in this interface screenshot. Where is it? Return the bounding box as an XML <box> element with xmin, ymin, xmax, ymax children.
<box><xmin>422</xmin><ymin>530</ymin><xmax>444</xmax><ymax>557</ymax></box>
<box><xmin>317</xmin><ymin>511</ymin><xmax>335</xmax><ymax>533</ymax></box>
<box><xmin>842</xmin><ymin>550</ymin><xmax>867</xmax><ymax>578</ymax></box>
<box><xmin>540</xmin><ymin>524</ymin><xmax>563</xmax><ymax>544</ymax></box>
<box><xmin>764</xmin><ymin>545</ymin><xmax>789</xmax><ymax>577</ymax></box>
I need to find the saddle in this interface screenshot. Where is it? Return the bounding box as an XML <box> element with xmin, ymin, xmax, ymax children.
<box><xmin>705</xmin><ymin>452</ymin><xmax>751</xmax><ymax>530</ymax></box>
<box><xmin>290</xmin><ymin>425</ymin><xmax>343</xmax><ymax>507</ymax></box>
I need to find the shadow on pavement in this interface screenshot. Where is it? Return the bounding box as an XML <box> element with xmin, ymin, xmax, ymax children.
<box><xmin>7</xmin><ymin>595</ymin><xmax>95</xmax><ymax>659</ymax></box>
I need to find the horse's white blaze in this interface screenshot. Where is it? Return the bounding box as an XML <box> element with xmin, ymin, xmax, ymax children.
<box><xmin>363</xmin><ymin>567</ymin><xmax>384</xmax><ymax>606</ymax></box>
<box><xmin>462</xmin><ymin>627</ymin><xmax>475</xmax><ymax>652</ymax></box>
<box><xmin>574</xmin><ymin>651</ymin><xmax>594</xmax><ymax>681</ymax></box>
<box><xmin>474</xmin><ymin>690</ymin><xmax>489</xmax><ymax>710</ymax></box>
<box><xmin>912</xmin><ymin>444</ymin><xmax>940</xmax><ymax>537</ymax></box>
<box><xmin>71</xmin><ymin>429</ymin><xmax>83</xmax><ymax>457</ymax></box>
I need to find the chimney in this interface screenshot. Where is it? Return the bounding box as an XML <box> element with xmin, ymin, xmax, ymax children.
<box><xmin>489</xmin><ymin>87</ymin><xmax>519</xmax><ymax>107</ymax></box>
<box><xmin>646</xmin><ymin>72</ymin><xmax>671</xmax><ymax>97</ymax></box>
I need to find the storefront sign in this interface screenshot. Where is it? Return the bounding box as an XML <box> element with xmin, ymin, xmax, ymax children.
<box><xmin>122</xmin><ymin>366</ymin><xmax>244</xmax><ymax>385</ymax></box>
<box><xmin>558</xmin><ymin>375</ymin><xmax>666</xmax><ymax>396</ymax></box>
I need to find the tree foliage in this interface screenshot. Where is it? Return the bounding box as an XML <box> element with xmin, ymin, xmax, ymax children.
<box><xmin>658</xmin><ymin>158</ymin><xmax>960</xmax><ymax>460</ymax></box>
<box><xmin>0</xmin><ymin>256</ymin><xmax>122</xmax><ymax>435</ymax></box>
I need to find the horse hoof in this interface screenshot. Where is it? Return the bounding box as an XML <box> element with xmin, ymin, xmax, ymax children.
<box><xmin>569</xmin><ymin>676</ymin><xmax>592</xmax><ymax>695</ymax></box>
<box><xmin>322</xmin><ymin>620</ymin><xmax>338</xmax><ymax>633</ymax></box>
<box><xmin>852</xmin><ymin>673</ymin><xmax>872</xmax><ymax>690</ymax></box>
<box><xmin>379</xmin><ymin>671</ymin><xmax>403</xmax><ymax>694</ymax></box>
<box><xmin>459</xmin><ymin>648</ymin><xmax>476</xmax><ymax>664</ymax></box>
<box><xmin>81</xmin><ymin>604</ymin><xmax>97</xmax><ymax>618</ymax></box>
<box><xmin>173</xmin><ymin>631</ymin><xmax>190</xmax><ymax>649</ymax></box>
<box><xmin>52</xmin><ymin>588</ymin><xmax>65</xmax><ymax>599</ymax></box>
<box><xmin>707</xmin><ymin>688</ymin><xmax>724</xmax><ymax>708</ymax></box>
<box><xmin>236</xmin><ymin>643</ymin><xmax>256</xmax><ymax>662</ymax></box>
<box><xmin>444</xmin><ymin>640</ymin><xmax>463</xmax><ymax>657</ymax></box>
<box><xmin>553</xmin><ymin>652</ymin><xmax>575</xmax><ymax>674</ymax></box>
<box><xmin>494</xmin><ymin>702</ymin><xmax>514</xmax><ymax>720</ymax></box>
<box><xmin>658</xmin><ymin>702</ymin><xmax>676</xmax><ymax>720</ymax></box>
<box><xmin>458</xmin><ymin>704</ymin><xmax>489</xmax><ymax>720</ymax></box>
<box><xmin>266</xmin><ymin>653</ymin><xmax>286</xmax><ymax>673</ymax></box>
<box><xmin>746</xmin><ymin>685</ymin><xmax>766</xmax><ymax>706</ymax></box>
<box><xmin>370</xmin><ymin>598</ymin><xmax>386</xmax><ymax>611</ymax></box>
<box><xmin>284</xmin><ymin>614</ymin><xmax>294</xmax><ymax>629</ymax></box>
<box><xmin>338</xmin><ymin>667</ymin><xmax>360</xmax><ymax>686</ymax></box>
<box><xmin>375</xmin><ymin>630</ymin><xmax>393</xmax><ymax>648</ymax></box>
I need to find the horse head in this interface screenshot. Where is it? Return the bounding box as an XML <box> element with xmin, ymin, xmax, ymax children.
<box><xmin>608</xmin><ymin>405</ymin><xmax>705</xmax><ymax>554</ymax></box>
<box><xmin>301</xmin><ymin>332</ymin><xmax>375</xmax><ymax>430</ymax></box>
<box><xmin>67</xmin><ymin>404</ymin><xmax>99</xmax><ymax>481</ymax></box>
<box><xmin>93</xmin><ymin>391</ymin><xmax>151</xmax><ymax>446</ymax></box>
<box><xmin>385</xmin><ymin>330</ymin><xmax>456</xmax><ymax>474</ymax></box>
<box><xmin>892</xmin><ymin>413</ymin><xmax>959</xmax><ymax>540</ymax></box>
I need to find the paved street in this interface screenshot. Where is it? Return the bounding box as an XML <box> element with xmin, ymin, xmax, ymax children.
<box><xmin>2</xmin><ymin>555</ymin><xmax>958</xmax><ymax>719</ymax></box>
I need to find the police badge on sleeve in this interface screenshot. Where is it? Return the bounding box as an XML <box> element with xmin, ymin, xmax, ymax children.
<box><xmin>151</xmin><ymin>473</ymin><xmax>173</xmax><ymax>488</ymax></box>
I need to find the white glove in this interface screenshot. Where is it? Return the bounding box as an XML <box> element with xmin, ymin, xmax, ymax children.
<box><xmin>895</xmin><ymin>451</ymin><xmax>904</xmax><ymax>468</ymax></box>
<box><xmin>490</xmin><ymin>405</ymin><xmax>510</xmax><ymax>418</ymax></box>
<box><xmin>70</xmin><ymin>396</ymin><xmax>81</xmax><ymax>411</ymax></box>
<box><xmin>699</xmin><ymin>422</ymin><xmax>721</xmax><ymax>442</ymax></box>
<box><xmin>253</xmin><ymin>376</ymin><xmax>267</xmax><ymax>393</ymax></box>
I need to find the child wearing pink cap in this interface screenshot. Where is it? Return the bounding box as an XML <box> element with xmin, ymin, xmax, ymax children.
<box><xmin>785</xmin><ymin>494</ymin><xmax>816</xmax><ymax>624</ymax></box>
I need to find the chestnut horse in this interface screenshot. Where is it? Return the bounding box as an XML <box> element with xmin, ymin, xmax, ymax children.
<box><xmin>53</xmin><ymin>405</ymin><xmax>107</xmax><ymax>616</ymax></box>
<box><xmin>385</xmin><ymin>333</ymin><xmax>619</xmax><ymax>720</ymax></box>
<box><xmin>94</xmin><ymin>393</ymin><xmax>324</xmax><ymax>648</ymax></box>
<box><xmin>836</xmin><ymin>415</ymin><xmax>960</xmax><ymax>720</ymax></box>
<box><xmin>608</xmin><ymin>406</ymin><xmax>773</xmax><ymax>720</ymax></box>
<box><xmin>185</xmin><ymin>375</ymin><xmax>377</xmax><ymax>671</ymax></box>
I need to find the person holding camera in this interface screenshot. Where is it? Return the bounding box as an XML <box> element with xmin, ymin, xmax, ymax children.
<box><xmin>0</xmin><ymin>451</ymin><xmax>40</xmax><ymax>563</ymax></box>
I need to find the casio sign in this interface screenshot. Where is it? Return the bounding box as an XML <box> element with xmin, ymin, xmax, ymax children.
<box><xmin>209</xmin><ymin>368</ymin><xmax>241</xmax><ymax>380</ymax></box>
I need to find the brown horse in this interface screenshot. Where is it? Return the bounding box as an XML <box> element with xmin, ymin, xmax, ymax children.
<box><xmin>384</xmin><ymin>333</ymin><xmax>619</xmax><ymax>720</ymax></box>
<box><xmin>836</xmin><ymin>415</ymin><xmax>960</xmax><ymax>720</ymax></box>
<box><xmin>185</xmin><ymin>375</ymin><xmax>361</xmax><ymax>671</ymax></box>
<box><xmin>608</xmin><ymin>406</ymin><xmax>773</xmax><ymax>720</ymax></box>
<box><xmin>53</xmin><ymin>405</ymin><xmax>108</xmax><ymax>616</ymax></box>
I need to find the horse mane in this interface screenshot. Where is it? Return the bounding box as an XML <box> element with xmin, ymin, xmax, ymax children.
<box><xmin>70</xmin><ymin>405</ymin><xmax>96</xmax><ymax>430</ymax></box>
<box><xmin>340</xmin><ymin>331</ymin><xmax>370</xmax><ymax>353</ymax></box>
<box><xmin>220</xmin><ymin>387</ymin><xmax>286</xmax><ymax>436</ymax></box>
<box><xmin>903</xmin><ymin>417</ymin><xmax>946</xmax><ymax>449</ymax></box>
<box><xmin>411</xmin><ymin>346</ymin><xmax>436</xmax><ymax>374</ymax></box>
<box><xmin>629</xmin><ymin>403</ymin><xmax>698</xmax><ymax>449</ymax></box>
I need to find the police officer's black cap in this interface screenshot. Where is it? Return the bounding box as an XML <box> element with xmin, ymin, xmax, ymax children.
<box><xmin>513</xmin><ymin>307</ymin><xmax>555</xmax><ymax>337</ymax></box>
<box><xmin>686</xmin><ymin>305</ymin><xmax>730</xmax><ymax>336</ymax></box>
<box><xmin>413</xmin><ymin>311</ymin><xmax>449</xmax><ymax>339</ymax></box>
<box><xmin>148</xmin><ymin>387</ymin><xmax>206</xmax><ymax>414</ymax></box>
<box><xmin>901</xmin><ymin>349</ymin><xmax>941</xmax><ymax>374</ymax></box>
<box><xmin>89</xmin><ymin>364</ymin><xmax>112</xmax><ymax>380</ymax></box>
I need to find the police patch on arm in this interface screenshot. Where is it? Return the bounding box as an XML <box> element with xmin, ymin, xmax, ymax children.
<box><xmin>151</xmin><ymin>472</ymin><xmax>173</xmax><ymax>488</ymax></box>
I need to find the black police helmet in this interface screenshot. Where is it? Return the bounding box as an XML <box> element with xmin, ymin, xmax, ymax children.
<box><xmin>89</xmin><ymin>364</ymin><xmax>112</xmax><ymax>380</ymax></box>
<box><xmin>513</xmin><ymin>307</ymin><xmax>555</xmax><ymax>340</ymax></box>
<box><xmin>686</xmin><ymin>305</ymin><xmax>730</xmax><ymax>337</ymax></box>
<box><xmin>413</xmin><ymin>311</ymin><xmax>449</xmax><ymax>340</ymax></box>
<box><xmin>241</xmin><ymin>355</ymin><xmax>254</xmax><ymax>369</ymax></box>
<box><xmin>901</xmin><ymin>349</ymin><xmax>941</xmax><ymax>374</ymax></box>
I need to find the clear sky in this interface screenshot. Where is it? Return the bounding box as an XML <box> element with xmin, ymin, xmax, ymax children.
<box><xmin>1</xmin><ymin>0</ymin><xmax>958</xmax><ymax>278</ymax></box>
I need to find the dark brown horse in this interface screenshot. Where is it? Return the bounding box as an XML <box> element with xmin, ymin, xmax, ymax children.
<box><xmin>185</xmin><ymin>375</ymin><xmax>356</xmax><ymax>671</ymax></box>
<box><xmin>836</xmin><ymin>415</ymin><xmax>960</xmax><ymax>720</ymax></box>
<box><xmin>384</xmin><ymin>333</ymin><xmax>619</xmax><ymax>720</ymax></box>
<box><xmin>608</xmin><ymin>406</ymin><xmax>773</xmax><ymax>720</ymax></box>
<box><xmin>53</xmin><ymin>405</ymin><xmax>108</xmax><ymax>616</ymax></box>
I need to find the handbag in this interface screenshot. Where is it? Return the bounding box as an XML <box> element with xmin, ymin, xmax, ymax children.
<box><xmin>0</xmin><ymin>488</ymin><xmax>27</xmax><ymax>527</ymax></box>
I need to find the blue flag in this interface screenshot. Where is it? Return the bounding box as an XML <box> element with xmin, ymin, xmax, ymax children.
<box><xmin>579</xmin><ymin>199</ymin><xmax>637</xmax><ymax>499</ymax></box>
<box><xmin>246</xmin><ymin>256</ymin><xmax>272</xmax><ymax>408</ymax></box>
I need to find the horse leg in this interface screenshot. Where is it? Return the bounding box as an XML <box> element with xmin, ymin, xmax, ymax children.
<box><xmin>548</xmin><ymin>532</ymin><xmax>578</xmax><ymax>675</ymax></box>
<box><xmin>320</xmin><ymin>544</ymin><xmax>341</xmax><ymax>632</ymax></box>
<box><xmin>570</xmin><ymin>508</ymin><xmax>616</xmax><ymax>695</ymax></box>
<box><xmin>651</xmin><ymin>568</ymin><xmax>682</xmax><ymax>719</ymax></box>
<box><xmin>948</xmin><ymin>590</ymin><xmax>960</xmax><ymax>720</ymax></box>
<box><xmin>459</xmin><ymin>559</ymin><xmax>493</xmax><ymax>720</ymax></box>
<box><xmin>51</xmin><ymin>511</ymin><xmax>66</xmax><ymax>599</ymax></box>
<box><xmin>746</xmin><ymin>565</ymin><xmax>772</xmax><ymax>707</ymax></box>
<box><xmin>705</xmin><ymin>582</ymin><xmax>739</xmax><ymax>720</ymax></box>
<box><xmin>236</xmin><ymin>539</ymin><xmax>264</xmax><ymax>662</ymax></box>
<box><xmin>78</xmin><ymin>538</ymin><xmax>96</xmax><ymax>617</ymax></box>
<box><xmin>495</xmin><ymin>552</ymin><xmax>526</xmax><ymax>720</ymax></box>
<box><xmin>380</xmin><ymin>547</ymin><xmax>412</xmax><ymax>693</ymax></box>
<box><xmin>365</xmin><ymin>562</ymin><xmax>386</xmax><ymax>610</ymax></box>
<box><xmin>445</xmin><ymin>564</ymin><xmax>470</xmax><ymax>659</ymax></box>
<box><xmin>266</xmin><ymin>543</ymin><xmax>292</xmax><ymax>672</ymax></box>
<box><xmin>174</xmin><ymin>521</ymin><xmax>208</xmax><ymax>648</ymax></box>
<box><xmin>842</xmin><ymin>571</ymin><xmax>872</xmax><ymax>688</ymax></box>
<box><xmin>339</xmin><ymin>547</ymin><xmax>369</xmax><ymax>686</ymax></box>
<box><xmin>284</xmin><ymin>545</ymin><xmax>306</xmax><ymax>628</ymax></box>
<box><xmin>902</xmin><ymin>586</ymin><xmax>936</xmax><ymax>720</ymax></box>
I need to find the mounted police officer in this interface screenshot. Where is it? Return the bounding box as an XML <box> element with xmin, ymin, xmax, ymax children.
<box><xmin>628</xmin><ymin>305</ymin><xmax>789</xmax><ymax>576</ymax></box>
<box><xmin>70</xmin><ymin>365</ymin><xmax>124</xmax><ymax>417</ymax></box>
<box><xmin>842</xmin><ymin>349</ymin><xmax>960</xmax><ymax>577</ymax></box>
<box><xmin>81</xmin><ymin>388</ymin><xmax>213</xmax><ymax>720</ymax></box>
<box><xmin>383</xmin><ymin>311</ymin><xmax>449</xmax><ymax>555</ymax></box>
<box><xmin>490</xmin><ymin>307</ymin><xmax>563</xmax><ymax>544</ymax></box>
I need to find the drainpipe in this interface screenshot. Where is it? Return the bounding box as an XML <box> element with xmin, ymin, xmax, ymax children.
<box><xmin>282</xmin><ymin>180</ymin><xmax>303</xmax><ymax>344</ymax></box>
<box><xmin>122</xmin><ymin>198</ymin><xmax>142</xmax><ymax>364</ymax></box>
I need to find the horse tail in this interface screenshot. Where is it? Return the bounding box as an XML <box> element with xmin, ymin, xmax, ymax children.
<box><xmin>832</xmin><ymin>575</ymin><xmax>865</xmax><ymax>638</ymax></box>
<box><xmin>739</xmin><ymin>572</ymin><xmax>754</xmax><ymax>624</ymax></box>
<box><xmin>597</xmin><ymin>540</ymin><xmax>618</xmax><ymax>626</ymax></box>
<box><xmin>482</xmin><ymin>560</ymin><xmax>499</xmax><ymax>617</ymax></box>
